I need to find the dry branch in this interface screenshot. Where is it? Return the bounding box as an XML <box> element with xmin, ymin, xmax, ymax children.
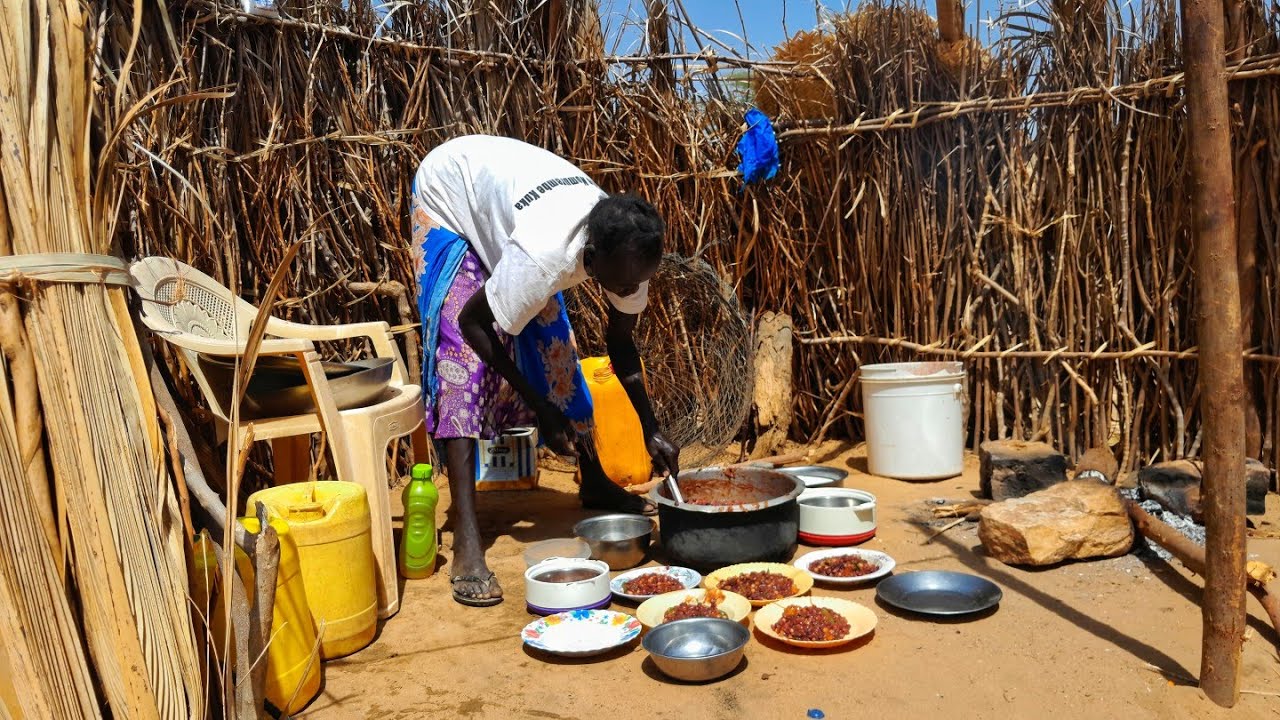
<box><xmin>1126</xmin><ymin>501</ymin><xmax>1280</xmax><ymax>658</ymax></box>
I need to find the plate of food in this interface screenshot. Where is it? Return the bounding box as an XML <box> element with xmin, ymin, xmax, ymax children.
<box><xmin>521</xmin><ymin>609</ymin><xmax>642</xmax><ymax>657</ymax></box>
<box><xmin>793</xmin><ymin>548</ymin><xmax>895</xmax><ymax>585</ymax></box>
<box><xmin>754</xmin><ymin>597</ymin><xmax>877</xmax><ymax>649</ymax></box>
<box><xmin>610</xmin><ymin>566</ymin><xmax>702</xmax><ymax>602</ymax></box>
<box><xmin>703</xmin><ymin>562</ymin><xmax>814</xmax><ymax>607</ymax></box>
<box><xmin>635</xmin><ymin>587</ymin><xmax>752</xmax><ymax>627</ymax></box>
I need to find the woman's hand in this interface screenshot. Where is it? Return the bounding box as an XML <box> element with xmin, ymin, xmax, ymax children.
<box><xmin>646</xmin><ymin>430</ymin><xmax>681</xmax><ymax>479</ymax></box>
<box><xmin>460</xmin><ymin>286</ymin><xmax>579</xmax><ymax>456</ymax></box>
<box><xmin>534</xmin><ymin>401</ymin><xmax>578</xmax><ymax>457</ymax></box>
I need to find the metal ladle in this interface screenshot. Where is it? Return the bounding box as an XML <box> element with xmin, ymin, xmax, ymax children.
<box><xmin>665</xmin><ymin>474</ymin><xmax>686</xmax><ymax>505</ymax></box>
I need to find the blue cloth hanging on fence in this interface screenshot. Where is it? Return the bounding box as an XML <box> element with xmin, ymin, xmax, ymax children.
<box><xmin>736</xmin><ymin>108</ymin><xmax>780</xmax><ymax>185</ymax></box>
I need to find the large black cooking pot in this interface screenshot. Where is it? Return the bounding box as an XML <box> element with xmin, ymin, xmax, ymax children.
<box><xmin>649</xmin><ymin>466</ymin><xmax>804</xmax><ymax>571</ymax></box>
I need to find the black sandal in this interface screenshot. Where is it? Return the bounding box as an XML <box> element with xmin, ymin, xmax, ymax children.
<box><xmin>451</xmin><ymin>573</ymin><xmax>503</xmax><ymax>607</ymax></box>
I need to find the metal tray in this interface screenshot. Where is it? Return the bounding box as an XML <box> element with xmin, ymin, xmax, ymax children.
<box><xmin>875</xmin><ymin>570</ymin><xmax>1002</xmax><ymax>617</ymax></box>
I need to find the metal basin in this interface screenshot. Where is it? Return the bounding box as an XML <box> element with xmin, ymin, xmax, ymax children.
<box><xmin>650</xmin><ymin>467</ymin><xmax>803</xmax><ymax>571</ymax></box>
<box><xmin>199</xmin><ymin>355</ymin><xmax>395</xmax><ymax>418</ymax></box>
<box><xmin>573</xmin><ymin>514</ymin><xmax>654</xmax><ymax>570</ymax></box>
<box><xmin>642</xmin><ymin>618</ymin><xmax>749</xmax><ymax>682</ymax></box>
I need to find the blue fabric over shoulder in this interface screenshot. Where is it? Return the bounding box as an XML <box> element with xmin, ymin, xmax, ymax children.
<box><xmin>736</xmin><ymin>107</ymin><xmax>780</xmax><ymax>185</ymax></box>
<box><xmin>416</xmin><ymin>224</ymin><xmax>468</xmax><ymax>405</ymax></box>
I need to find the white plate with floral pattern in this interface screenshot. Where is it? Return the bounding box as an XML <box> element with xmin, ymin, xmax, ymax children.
<box><xmin>521</xmin><ymin>610</ymin><xmax>642</xmax><ymax>657</ymax></box>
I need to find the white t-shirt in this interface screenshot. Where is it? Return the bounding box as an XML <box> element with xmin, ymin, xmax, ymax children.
<box><xmin>413</xmin><ymin>135</ymin><xmax>649</xmax><ymax>335</ymax></box>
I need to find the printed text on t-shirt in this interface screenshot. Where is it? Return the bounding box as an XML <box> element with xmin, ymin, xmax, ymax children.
<box><xmin>513</xmin><ymin>175</ymin><xmax>595</xmax><ymax>210</ymax></box>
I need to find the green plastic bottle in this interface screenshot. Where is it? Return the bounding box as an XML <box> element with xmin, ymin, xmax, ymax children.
<box><xmin>399</xmin><ymin>463</ymin><xmax>439</xmax><ymax>579</ymax></box>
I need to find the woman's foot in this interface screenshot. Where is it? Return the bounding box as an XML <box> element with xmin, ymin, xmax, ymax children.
<box><xmin>450</xmin><ymin>569</ymin><xmax>503</xmax><ymax>607</ymax></box>
<box><xmin>444</xmin><ymin>438</ymin><xmax>504</xmax><ymax>606</ymax></box>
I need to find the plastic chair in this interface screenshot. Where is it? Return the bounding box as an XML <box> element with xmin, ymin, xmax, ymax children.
<box><xmin>130</xmin><ymin>256</ymin><xmax>421</xmax><ymax>618</ymax></box>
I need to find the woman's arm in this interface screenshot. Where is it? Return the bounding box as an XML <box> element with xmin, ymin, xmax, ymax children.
<box><xmin>457</xmin><ymin>284</ymin><xmax>577</xmax><ymax>455</ymax></box>
<box><xmin>605</xmin><ymin>304</ymin><xmax>681</xmax><ymax>478</ymax></box>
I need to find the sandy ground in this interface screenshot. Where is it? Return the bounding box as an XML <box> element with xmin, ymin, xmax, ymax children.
<box><xmin>305</xmin><ymin>444</ymin><xmax>1280</xmax><ymax>720</ymax></box>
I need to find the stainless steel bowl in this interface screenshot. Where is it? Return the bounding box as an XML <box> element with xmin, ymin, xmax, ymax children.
<box><xmin>573</xmin><ymin>514</ymin><xmax>653</xmax><ymax>570</ymax></box>
<box><xmin>642</xmin><ymin>618</ymin><xmax>749</xmax><ymax>682</ymax></box>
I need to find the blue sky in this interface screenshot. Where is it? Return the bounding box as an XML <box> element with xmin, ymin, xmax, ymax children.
<box><xmin>598</xmin><ymin>1</ymin><xmax>1002</xmax><ymax>59</ymax></box>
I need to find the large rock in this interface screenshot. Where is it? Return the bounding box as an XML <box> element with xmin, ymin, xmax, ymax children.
<box><xmin>979</xmin><ymin>440</ymin><xmax>1068</xmax><ymax>501</ymax></box>
<box><xmin>1073</xmin><ymin>446</ymin><xmax>1119</xmax><ymax>484</ymax></box>
<box><xmin>1137</xmin><ymin>458</ymin><xmax>1271</xmax><ymax>519</ymax></box>
<box><xmin>978</xmin><ymin>481</ymin><xmax>1134</xmax><ymax>566</ymax></box>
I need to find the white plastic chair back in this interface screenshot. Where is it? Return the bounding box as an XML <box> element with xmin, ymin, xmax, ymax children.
<box><xmin>131</xmin><ymin>257</ymin><xmax>267</xmax><ymax>422</ymax></box>
<box><xmin>132</xmin><ymin>256</ymin><xmax>259</xmax><ymax>341</ymax></box>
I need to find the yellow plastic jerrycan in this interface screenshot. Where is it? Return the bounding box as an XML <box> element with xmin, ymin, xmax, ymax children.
<box><xmin>188</xmin><ymin>530</ymin><xmax>232</xmax><ymax>672</ymax></box>
<box><xmin>581</xmin><ymin>357</ymin><xmax>652</xmax><ymax>487</ymax></box>
<box><xmin>247</xmin><ymin>482</ymin><xmax>378</xmax><ymax>659</ymax></box>
<box><xmin>235</xmin><ymin>517</ymin><xmax>322</xmax><ymax>715</ymax></box>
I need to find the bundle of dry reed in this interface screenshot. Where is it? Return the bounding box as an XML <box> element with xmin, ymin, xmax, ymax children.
<box><xmin>1</xmin><ymin>0</ymin><xmax>202</xmax><ymax>717</ymax></box>
<box><xmin>0</xmin><ymin>356</ymin><xmax>99</xmax><ymax>719</ymax></box>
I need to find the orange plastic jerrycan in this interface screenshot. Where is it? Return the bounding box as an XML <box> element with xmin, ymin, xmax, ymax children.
<box><xmin>581</xmin><ymin>357</ymin><xmax>652</xmax><ymax>486</ymax></box>
<box><xmin>247</xmin><ymin>481</ymin><xmax>379</xmax><ymax>659</ymax></box>
<box><xmin>235</xmin><ymin>517</ymin><xmax>322</xmax><ymax>715</ymax></box>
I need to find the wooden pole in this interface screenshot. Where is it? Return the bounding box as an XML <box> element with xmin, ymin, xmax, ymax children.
<box><xmin>644</xmin><ymin>0</ymin><xmax>673</xmax><ymax>95</ymax></box>
<box><xmin>936</xmin><ymin>0</ymin><xmax>965</xmax><ymax>44</ymax></box>
<box><xmin>1224</xmin><ymin>0</ymin><xmax>1264</xmax><ymax>459</ymax></box>
<box><xmin>1180</xmin><ymin>0</ymin><xmax>1248</xmax><ymax>707</ymax></box>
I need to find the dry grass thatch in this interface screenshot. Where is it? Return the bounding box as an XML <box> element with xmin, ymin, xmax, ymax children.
<box><xmin>2</xmin><ymin>0</ymin><xmax>202</xmax><ymax>716</ymax></box>
<box><xmin>89</xmin><ymin>0</ymin><xmax>1280</xmax><ymax>483</ymax></box>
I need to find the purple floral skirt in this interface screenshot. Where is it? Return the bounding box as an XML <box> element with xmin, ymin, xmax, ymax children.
<box><xmin>425</xmin><ymin>251</ymin><xmax>540</xmax><ymax>439</ymax></box>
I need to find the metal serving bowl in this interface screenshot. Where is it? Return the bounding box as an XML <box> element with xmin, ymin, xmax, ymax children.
<box><xmin>642</xmin><ymin>618</ymin><xmax>750</xmax><ymax>682</ymax></box>
<box><xmin>573</xmin><ymin>514</ymin><xmax>654</xmax><ymax>570</ymax></box>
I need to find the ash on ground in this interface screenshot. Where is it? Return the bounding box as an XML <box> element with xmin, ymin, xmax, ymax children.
<box><xmin>1120</xmin><ymin>488</ymin><xmax>1206</xmax><ymax>561</ymax></box>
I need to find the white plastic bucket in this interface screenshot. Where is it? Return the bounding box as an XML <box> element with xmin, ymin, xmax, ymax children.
<box><xmin>860</xmin><ymin>362</ymin><xmax>966</xmax><ymax>479</ymax></box>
